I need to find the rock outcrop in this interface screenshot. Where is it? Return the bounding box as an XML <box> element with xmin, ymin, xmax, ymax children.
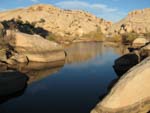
<box><xmin>0</xmin><ymin>4</ymin><xmax>111</xmax><ymax>42</ymax></box>
<box><xmin>132</xmin><ymin>37</ymin><xmax>148</xmax><ymax>47</ymax></box>
<box><xmin>0</xmin><ymin>30</ymin><xmax>65</xmax><ymax>64</ymax></box>
<box><xmin>91</xmin><ymin>57</ymin><xmax>150</xmax><ymax>113</ymax></box>
<box><xmin>108</xmin><ymin>8</ymin><xmax>150</xmax><ymax>34</ymax></box>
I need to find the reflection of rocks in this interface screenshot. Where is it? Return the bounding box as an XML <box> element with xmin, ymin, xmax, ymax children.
<box><xmin>7</xmin><ymin>60</ymin><xmax>65</xmax><ymax>84</ymax></box>
<box><xmin>91</xmin><ymin>57</ymin><xmax>150</xmax><ymax>113</ymax></box>
<box><xmin>65</xmin><ymin>42</ymin><xmax>104</xmax><ymax>64</ymax></box>
<box><xmin>0</xmin><ymin>60</ymin><xmax>65</xmax><ymax>103</ymax></box>
<box><xmin>112</xmin><ymin>45</ymin><xmax>129</xmax><ymax>56</ymax></box>
<box><xmin>0</xmin><ymin>71</ymin><xmax>28</xmax><ymax>104</ymax></box>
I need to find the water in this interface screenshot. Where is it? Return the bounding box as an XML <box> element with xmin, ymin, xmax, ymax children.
<box><xmin>0</xmin><ymin>42</ymin><xmax>124</xmax><ymax>113</ymax></box>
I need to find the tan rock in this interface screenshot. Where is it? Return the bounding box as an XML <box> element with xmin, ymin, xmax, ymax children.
<box><xmin>132</xmin><ymin>37</ymin><xmax>148</xmax><ymax>47</ymax></box>
<box><xmin>142</xmin><ymin>44</ymin><xmax>150</xmax><ymax>51</ymax></box>
<box><xmin>119</xmin><ymin>29</ymin><xmax>126</xmax><ymax>34</ymax></box>
<box><xmin>91</xmin><ymin>57</ymin><xmax>150</xmax><ymax>113</ymax></box>
<box><xmin>10</xmin><ymin>54</ymin><xmax>28</xmax><ymax>63</ymax></box>
<box><xmin>108</xmin><ymin>8</ymin><xmax>150</xmax><ymax>34</ymax></box>
<box><xmin>0</xmin><ymin>4</ymin><xmax>112</xmax><ymax>40</ymax></box>
<box><xmin>6</xmin><ymin>31</ymin><xmax>66</xmax><ymax>62</ymax></box>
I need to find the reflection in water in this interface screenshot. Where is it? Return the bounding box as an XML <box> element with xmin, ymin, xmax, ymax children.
<box><xmin>0</xmin><ymin>60</ymin><xmax>65</xmax><ymax>107</ymax></box>
<box><xmin>7</xmin><ymin>60</ymin><xmax>65</xmax><ymax>84</ymax></box>
<box><xmin>65</xmin><ymin>42</ymin><xmax>129</xmax><ymax>65</ymax></box>
<box><xmin>112</xmin><ymin>44</ymin><xmax>129</xmax><ymax>56</ymax></box>
<box><xmin>0</xmin><ymin>42</ymin><xmax>132</xmax><ymax>113</ymax></box>
<box><xmin>65</xmin><ymin>42</ymin><xmax>104</xmax><ymax>64</ymax></box>
<box><xmin>0</xmin><ymin>71</ymin><xmax>28</xmax><ymax>104</ymax></box>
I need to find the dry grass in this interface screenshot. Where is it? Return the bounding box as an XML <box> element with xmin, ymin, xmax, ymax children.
<box><xmin>81</xmin><ymin>27</ymin><xmax>104</xmax><ymax>41</ymax></box>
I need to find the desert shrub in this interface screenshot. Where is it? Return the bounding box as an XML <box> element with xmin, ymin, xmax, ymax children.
<box><xmin>121</xmin><ymin>32</ymin><xmax>139</xmax><ymax>44</ymax></box>
<box><xmin>1</xmin><ymin>19</ymin><xmax>49</xmax><ymax>38</ymax></box>
<box><xmin>46</xmin><ymin>33</ymin><xmax>56</xmax><ymax>41</ymax></box>
<box><xmin>110</xmin><ymin>34</ymin><xmax>122</xmax><ymax>42</ymax></box>
<box><xmin>81</xmin><ymin>27</ymin><xmax>104</xmax><ymax>41</ymax></box>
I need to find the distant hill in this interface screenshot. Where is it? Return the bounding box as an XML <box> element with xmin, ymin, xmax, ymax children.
<box><xmin>108</xmin><ymin>8</ymin><xmax>150</xmax><ymax>34</ymax></box>
<box><xmin>0</xmin><ymin>4</ymin><xmax>111</xmax><ymax>42</ymax></box>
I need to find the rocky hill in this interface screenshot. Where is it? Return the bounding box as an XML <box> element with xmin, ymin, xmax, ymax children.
<box><xmin>0</xmin><ymin>4</ymin><xmax>111</xmax><ymax>42</ymax></box>
<box><xmin>108</xmin><ymin>8</ymin><xmax>150</xmax><ymax>34</ymax></box>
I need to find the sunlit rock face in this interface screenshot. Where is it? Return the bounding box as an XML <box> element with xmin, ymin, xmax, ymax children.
<box><xmin>4</xmin><ymin>31</ymin><xmax>66</xmax><ymax>64</ymax></box>
<box><xmin>91</xmin><ymin>57</ymin><xmax>150</xmax><ymax>113</ymax></box>
<box><xmin>108</xmin><ymin>8</ymin><xmax>150</xmax><ymax>34</ymax></box>
<box><xmin>0</xmin><ymin>4</ymin><xmax>111</xmax><ymax>41</ymax></box>
<box><xmin>132</xmin><ymin>37</ymin><xmax>148</xmax><ymax>48</ymax></box>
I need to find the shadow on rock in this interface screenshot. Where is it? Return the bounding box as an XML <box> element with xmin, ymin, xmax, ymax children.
<box><xmin>0</xmin><ymin>71</ymin><xmax>28</xmax><ymax>104</ymax></box>
<box><xmin>113</xmin><ymin>53</ymin><xmax>139</xmax><ymax>77</ymax></box>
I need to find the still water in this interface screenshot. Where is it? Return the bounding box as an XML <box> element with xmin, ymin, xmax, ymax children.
<box><xmin>0</xmin><ymin>42</ymin><xmax>126</xmax><ymax>113</ymax></box>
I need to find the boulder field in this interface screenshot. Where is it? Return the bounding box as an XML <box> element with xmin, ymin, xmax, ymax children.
<box><xmin>91</xmin><ymin>57</ymin><xmax>150</xmax><ymax>113</ymax></box>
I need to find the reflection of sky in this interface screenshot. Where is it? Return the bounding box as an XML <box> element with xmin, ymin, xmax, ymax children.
<box><xmin>1</xmin><ymin>44</ymin><xmax>120</xmax><ymax>113</ymax></box>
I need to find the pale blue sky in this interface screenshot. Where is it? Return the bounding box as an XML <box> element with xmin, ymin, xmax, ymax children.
<box><xmin>0</xmin><ymin>0</ymin><xmax>150</xmax><ymax>22</ymax></box>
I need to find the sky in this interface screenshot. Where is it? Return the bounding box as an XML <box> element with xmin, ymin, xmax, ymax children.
<box><xmin>0</xmin><ymin>0</ymin><xmax>150</xmax><ymax>22</ymax></box>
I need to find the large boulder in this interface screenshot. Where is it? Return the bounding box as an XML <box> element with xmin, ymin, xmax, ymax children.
<box><xmin>91</xmin><ymin>57</ymin><xmax>150</xmax><ymax>113</ymax></box>
<box><xmin>6</xmin><ymin>31</ymin><xmax>65</xmax><ymax>63</ymax></box>
<box><xmin>132</xmin><ymin>37</ymin><xmax>148</xmax><ymax>47</ymax></box>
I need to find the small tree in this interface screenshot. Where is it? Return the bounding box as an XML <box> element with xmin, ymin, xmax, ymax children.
<box><xmin>122</xmin><ymin>32</ymin><xmax>138</xmax><ymax>44</ymax></box>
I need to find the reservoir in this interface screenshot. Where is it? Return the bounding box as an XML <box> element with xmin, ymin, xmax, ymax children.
<box><xmin>0</xmin><ymin>42</ymin><xmax>127</xmax><ymax>113</ymax></box>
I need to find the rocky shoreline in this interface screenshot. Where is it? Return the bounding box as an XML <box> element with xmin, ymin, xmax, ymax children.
<box><xmin>91</xmin><ymin>57</ymin><xmax>150</xmax><ymax>113</ymax></box>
